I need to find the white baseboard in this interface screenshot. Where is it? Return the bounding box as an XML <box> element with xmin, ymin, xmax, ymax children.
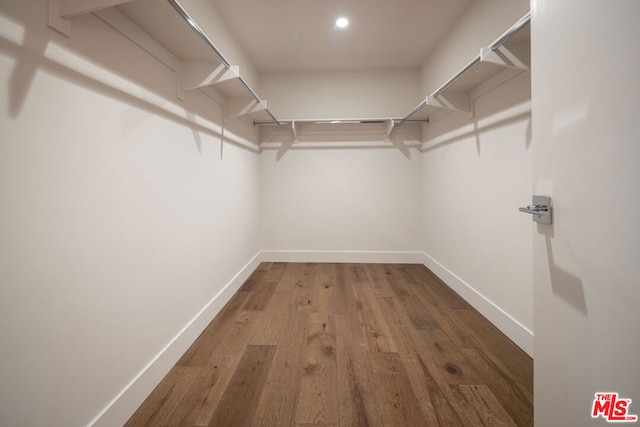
<box><xmin>90</xmin><ymin>251</ymin><xmax>263</xmax><ymax>427</ymax></box>
<box><xmin>90</xmin><ymin>249</ymin><xmax>532</xmax><ymax>426</ymax></box>
<box><xmin>420</xmin><ymin>252</ymin><xmax>533</xmax><ymax>357</ymax></box>
<box><xmin>260</xmin><ymin>250</ymin><xmax>424</xmax><ymax>264</ymax></box>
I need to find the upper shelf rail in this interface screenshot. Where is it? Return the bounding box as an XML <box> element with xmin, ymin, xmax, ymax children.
<box><xmin>167</xmin><ymin>0</ymin><xmax>280</xmax><ymax>125</ymax></box>
<box><xmin>166</xmin><ymin>0</ymin><xmax>229</xmax><ymax>67</ymax></box>
<box><xmin>401</xmin><ymin>10</ymin><xmax>531</xmax><ymax>123</ymax></box>
<box><xmin>254</xmin><ymin>118</ymin><xmax>428</xmax><ymax>126</ymax></box>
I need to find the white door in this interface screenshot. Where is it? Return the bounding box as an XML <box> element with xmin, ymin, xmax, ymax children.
<box><xmin>531</xmin><ymin>1</ymin><xmax>640</xmax><ymax>426</ymax></box>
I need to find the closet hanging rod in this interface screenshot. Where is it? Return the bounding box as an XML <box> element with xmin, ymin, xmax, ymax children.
<box><xmin>490</xmin><ymin>10</ymin><xmax>531</xmax><ymax>52</ymax></box>
<box><xmin>401</xmin><ymin>101</ymin><xmax>429</xmax><ymax>124</ymax></box>
<box><xmin>400</xmin><ymin>54</ymin><xmax>481</xmax><ymax>123</ymax></box>
<box><xmin>401</xmin><ymin>10</ymin><xmax>531</xmax><ymax>123</ymax></box>
<box><xmin>167</xmin><ymin>0</ymin><xmax>230</xmax><ymax>67</ymax></box>
<box><xmin>167</xmin><ymin>0</ymin><xmax>280</xmax><ymax>125</ymax></box>
<box><xmin>431</xmin><ymin>10</ymin><xmax>531</xmax><ymax>99</ymax></box>
<box><xmin>432</xmin><ymin>56</ymin><xmax>482</xmax><ymax>99</ymax></box>
<box><xmin>254</xmin><ymin>118</ymin><xmax>428</xmax><ymax>126</ymax></box>
<box><xmin>433</xmin><ymin>10</ymin><xmax>531</xmax><ymax>98</ymax></box>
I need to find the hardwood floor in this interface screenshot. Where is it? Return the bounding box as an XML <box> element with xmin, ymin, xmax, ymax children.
<box><xmin>125</xmin><ymin>263</ymin><xmax>533</xmax><ymax>426</ymax></box>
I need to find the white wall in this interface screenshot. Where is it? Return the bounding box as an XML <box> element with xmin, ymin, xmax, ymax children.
<box><xmin>417</xmin><ymin>0</ymin><xmax>533</xmax><ymax>354</ymax></box>
<box><xmin>531</xmin><ymin>1</ymin><xmax>640</xmax><ymax>425</ymax></box>
<box><xmin>0</xmin><ymin>2</ymin><xmax>261</xmax><ymax>426</ymax></box>
<box><xmin>259</xmin><ymin>68</ymin><xmax>422</xmax><ymax>120</ymax></box>
<box><xmin>420</xmin><ymin>72</ymin><xmax>533</xmax><ymax>354</ymax></box>
<box><xmin>257</xmin><ymin>46</ymin><xmax>424</xmax><ymax>256</ymax></box>
<box><xmin>260</xmin><ymin>146</ymin><xmax>422</xmax><ymax>262</ymax></box>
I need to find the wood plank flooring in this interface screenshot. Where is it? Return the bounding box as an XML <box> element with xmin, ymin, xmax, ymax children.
<box><xmin>125</xmin><ymin>263</ymin><xmax>533</xmax><ymax>426</ymax></box>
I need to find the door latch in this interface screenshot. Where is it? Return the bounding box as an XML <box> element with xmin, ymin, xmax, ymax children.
<box><xmin>519</xmin><ymin>195</ymin><xmax>552</xmax><ymax>224</ymax></box>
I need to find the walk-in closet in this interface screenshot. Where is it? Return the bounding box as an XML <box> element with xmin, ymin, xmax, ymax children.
<box><xmin>1</xmin><ymin>1</ymin><xmax>638</xmax><ymax>426</ymax></box>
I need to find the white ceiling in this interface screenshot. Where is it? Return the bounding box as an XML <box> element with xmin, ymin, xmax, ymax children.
<box><xmin>209</xmin><ymin>0</ymin><xmax>474</xmax><ymax>72</ymax></box>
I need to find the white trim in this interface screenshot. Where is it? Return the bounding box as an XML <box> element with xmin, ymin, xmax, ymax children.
<box><xmin>89</xmin><ymin>251</ymin><xmax>263</xmax><ymax>427</ymax></box>
<box><xmin>260</xmin><ymin>250</ymin><xmax>423</xmax><ymax>264</ymax></box>
<box><xmin>420</xmin><ymin>252</ymin><xmax>534</xmax><ymax>357</ymax></box>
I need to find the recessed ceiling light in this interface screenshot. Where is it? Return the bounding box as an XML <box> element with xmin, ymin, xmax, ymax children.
<box><xmin>335</xmin><ymin>17</ymin><xmax>349</xmax><ymax>29</ymax></box>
